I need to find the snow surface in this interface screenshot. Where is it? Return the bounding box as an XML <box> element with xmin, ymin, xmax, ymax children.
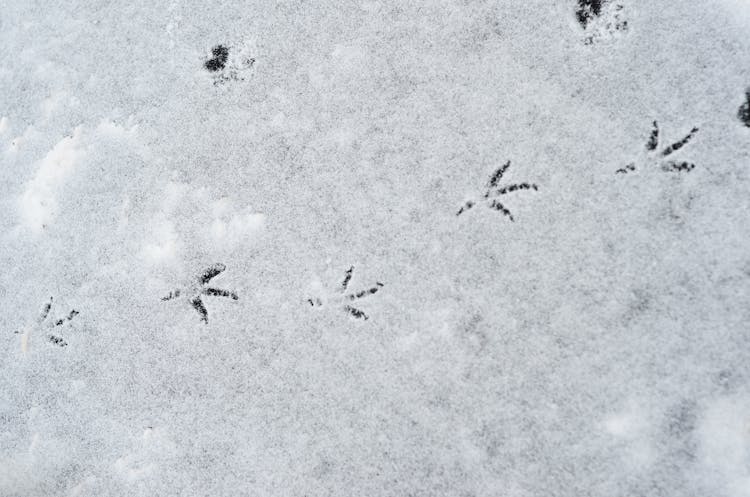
<box><xmin>1</xmin><ymin>0</ymin><xmax>749</xmax><ymax>496</ymax></box>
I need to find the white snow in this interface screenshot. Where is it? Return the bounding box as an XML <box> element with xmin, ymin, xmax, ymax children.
<box><xmin>697</xmin><ymin>395</ymin><xmax>750</xmax><ymax>497</ymax></box>
<box><xmin>19</xmin><ymin>127</ymin><xmax>86</xmax><ymax>232</ymax></box>
<box><xmin>1</xmin><ymin>0</ymin><xmax>749</xmax><ymax>496</ymax></box>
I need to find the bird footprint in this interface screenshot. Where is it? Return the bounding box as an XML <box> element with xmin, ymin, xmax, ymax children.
<box><xmin>162</xmin><ymin>263</ymin><xmax>239</xmax><ymax>324</ymax></box>
<box><xmin>204</xmin><ymin>44</ymin><xmax>256</xmax><ymax>86</ymax></box>
<box><xmin>616</xmin><ymin>121</ymin><xmax>699</xmax><ymax>175</ymax></box>
<box><xmin>457</xmin><ymin>161</ymin><xmax>538</xmax><ymax>221</ymax></box>
<box><xmin>575</xmin><ymin>0</ymin><xmax>629</xmax><ymax>45</ymax></box>
<box><xmin>16</xmin><ymin>297</ymin><xmax>79</xmax><ymax>352</ymax></box>
<box><xmin>307</xmin><ymin>267</ymin><xmax>384</xmax><ymax>321</ymax></box>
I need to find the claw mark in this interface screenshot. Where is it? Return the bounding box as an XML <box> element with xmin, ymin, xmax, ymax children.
<box><xmin>199</xmin><ymin>263</ymin><xmax>226</xmax><ymax>285</ymax></box>
<box><xmin>161</xmin><ymin>289</ymin><xmax>181</xmax><ymax>301</ymax></box>
<box><xmin>308</xmin><ymin>267</ymin><xmax>384</xmax><ymax>321</ymax></box>
<box><xmin>662</xmin><ymin>161</ymin><xmax>695</xmax><ymax>173</ymax></box>
<box><xmin>660</xmin><ymin>127</ymin><xmax>699</xmax><ymax>157</ymax></box>
<box><xmin>191</xmin><ymin>297</ymin><xmax>209</xmax><ymax>324</ymax></box>
<box><xmin>739</xmin><ymin>88</ymin><xmax>750</xmax><ymax>128</ymax></box>
<box><xmin>48</xmin><ymin>336</ymin><xmax>67</xmax><ymax>347</ymax></box>
<box><xmin>456</xmin><ymin>201</ymin><xmax>475</xmax><ymax>216</ymax></box>
<box><xmin>343</xmin><ymin>306</ymin><xmax>368</xmax><ymax>320</ymax></box>
<box><xmin>486</xmin><ymin>183</ymin><xmax>538</xmax><ymax>197</ymax></box>
<box><xmin>618</xmin><ymin>121</ymin><xmax>699</xmax><ymax>175</ymax></box>
<box><xmin>458</xmin><ymin>161</ymin><xmax>538</xmax><ymax>221</ymax></box>
<box><xmin>487</xmin><ymin>160</ymin><xmax>511</xmax><ymax>189</ymax></box>
<box><xmin>163</xmin><ymin>264</ymin><xmax>239</xmax><ymax>324</ymax></box>
<box><xmin>39</xmin><ymin>297</ymin><xmax>53</xmax><ymax>322</ymax></box>
<box><xmin>489</xmin><ymin>200</ymin><xmax>514</xmax><ymax>221</ymax></box>
<box><xmin>203</xmin><ymin>288</ymin><xmax>239</xmax><ymax>299</ymax></box>
<box><xmin>347</xmin><ymin>282</ymin><xmax>384</xmax><ymax>300</ymax></box>
<box><xmin>55</xmin><ymin>310</ymin><xmax>79</xmax><ymax>327</ymax></box>
<box><xmin>646</xmin><ymin>121</ymin><xmax>659</xmax><ymax>151</ymax></box>
<box><xmin>340</xmin><ymin>266</ymin><xmax>354</xmax><ymax>292</ymax></box>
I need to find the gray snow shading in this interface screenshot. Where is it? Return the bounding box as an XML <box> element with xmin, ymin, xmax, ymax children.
<box><xmin>1</xmin><ymin>1</ymin><xmax>750</xmax><ymax>496</ymax></box>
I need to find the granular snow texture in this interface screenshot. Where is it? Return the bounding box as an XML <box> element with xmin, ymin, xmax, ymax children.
<box><xmin>1</xmin><ymin>1</ymin><xmax>749</xmax><ymax>496</ymax></box>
